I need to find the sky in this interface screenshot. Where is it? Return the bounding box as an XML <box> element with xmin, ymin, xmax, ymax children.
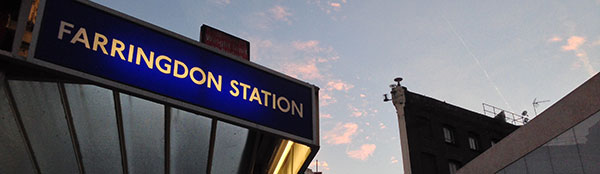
<box><xmin>91</xmin><ymin>0</ymin><xmax>600</xmax><ymax>173</ymax></box>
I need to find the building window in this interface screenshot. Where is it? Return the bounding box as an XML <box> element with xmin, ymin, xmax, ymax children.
<box><xmin>443</xmin><ymin>127</ymin><xmax>455</xmax><ymax>144</ymax></box>
<box><xmin>468</xmin><ymin>137</ymin><xmax>478</xmax><ymax>150</ymax></box>
<box><xmin>448</xmin><ymin>161</ymin><xmax>459</xmax><ymax>174</ymax></box>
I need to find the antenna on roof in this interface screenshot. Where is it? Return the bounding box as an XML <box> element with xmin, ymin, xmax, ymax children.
<box><xmin>532</xmin><ymin>98</ymin><xmax>550</xmax><ymax>116</ymax></box>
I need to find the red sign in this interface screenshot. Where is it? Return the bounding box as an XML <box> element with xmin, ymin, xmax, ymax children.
<box><xmin>201</xmin><ymin>25</ymin><xmax>250</xmax><ymax>60</ymax></box>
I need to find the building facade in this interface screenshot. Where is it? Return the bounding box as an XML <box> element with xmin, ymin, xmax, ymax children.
<box><xmin>458</xmin><ymin>73</ymin><xmax>600</xmax><ymax>174</ymax></box>
<box><xmin>0</xmin><ymin>0</ymin><xmax>319</xmax><ymax>174</ymax></box>
<box><xmin>389</xmin><ymin>80</ymin><xmax>518</xmax><ymax>174</ymax></box>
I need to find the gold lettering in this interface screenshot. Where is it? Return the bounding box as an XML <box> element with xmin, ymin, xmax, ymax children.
<box><xmin>173</xmin><ymin>60</ymin><xmax>188</xmax><ymax>79</ymax></box>
<box><xmin>190</xmin><ymin>67</ymin><xmax>207</xmax><ymax>85</ymax></box>
<box><xmin>156</xmin><ymin>55</ymin><xmax>172</xmax><ymax>74</ymax></box>
<box><xmin>291</xmin><ymin>101</ymin><xmax>303</xmax><ymax>118</ymax></box>
<box><xmin>207</xmin><ymin>72</ymin><xmax>222</xmax><ymax>92</ymax></box>
<box><xmin>92</xmin><ymin>32</ymin><xmax>109</xmax><ymax>55</ymax></box>
<box><xmin>136</xmin><ymin>47</ymin><xmax>154</xmax><ymax>69</ymax></box>
<box><xmin>110</xmin><ymin>39</ymin><xmax>126</xmax><ymax>60</ymax></box>
<box><xmin>239</xmin><ymin>82</ymin><xmax>251</xmax><ymax>100</ymax></box>
<box><xmin>277</xmin><ymin>96</ymin><xmax>290</xmax><ymax>113</ymax></box>
<box><xmin>261</xmin><ymin>90</ymin><xmax>272</xmax><ymax>107</ymax></box>
<box><xmin>229</xmin><ymin>80</ymin><xmax>240</xmax><ymax>97</ymax></box>
<box><xmin>70</xmin><ymin>27</ymin><xmax>90</xmax><ymax>49</ymax></box>
<box><xmin>249</xmin><ymin>87</ymin><xmax>262</xmax><ymax>105</ymax></box>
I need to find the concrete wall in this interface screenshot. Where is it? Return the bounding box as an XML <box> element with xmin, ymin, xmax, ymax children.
<box><xmin>457</xmin><ymin>73</ymin><xmax>600</xmax><ymax>174</ymax></box>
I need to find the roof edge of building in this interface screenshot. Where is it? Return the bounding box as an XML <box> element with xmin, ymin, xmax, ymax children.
<box><xmin>457</xmin><ymin>72</ymin><xmax>600</xmax><ymax>174</ymax></box>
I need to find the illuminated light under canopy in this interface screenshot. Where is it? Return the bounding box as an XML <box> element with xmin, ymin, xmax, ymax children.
<box><xmin>269</xmin><ymin>140</ymin><xmax>311</xmax><ymax>174</ymax></box>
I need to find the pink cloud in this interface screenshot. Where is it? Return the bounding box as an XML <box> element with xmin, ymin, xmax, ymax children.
<box><xmin>574</xmin><ymin>50</ymin><xmax>597</xmax><ymax>76</ymax></box>
<box><xmin>557</xmin><ymin>36</ymin><xmax>597</xmax><ymax>76</ymax></box>
<box><xmin>321</xmin><ymin>113</ymin><xmax>332</xmax><ymax>119</ymax></box>
<box><xmin>347</xmin><ymin>144</ymin><xmax>376</xmax><ymax>160</ymax></box>
<box><xmin>360</xmin><ymin>94</ymin><xmax>366</xmax><ymax>98</ymax></box>
<box><xmin>307</xmin><ymin>0</ymin><xmax>347</xmax><ymax>14</ymax></box>
<box><xmin>349</xmin><ymin>105</ymin><xmax>367</xmax><ymax>117</ymax></box>
<box><xmin>548</xmin><ymin>36</ymin><xmax>562</xmax><ymax>43</ymax></box>
<box><xmin>293</xmin><ymin>40</ymin><xmax>320</xmax><ymax>51</ymax></box>
<box><xmin>281</xmin><ymin>60</ymin><xmax>323</xmax><ymax>80</ymax></box>
<box><xmin>562</xmin><ymin>36</ymin><xmax>586</xmax><ymax>51</ymax></box>
<box><xmin>270</xmin><ymin>6</ymin><xmax>292</xmax><ymax>23</ymax></box>
<box><xmin>379</xmin><ymin>123</ymin><xmax>386</xmax><ymax>129</ymax></box>
<box><xmin>323</xmin><ymin>123</ymin><xmax>358</xmax><ymax>145</ymax></box>
<box><xmin>391</xmin><ymin>156</ymin><xmax>399</xmax><ymax>164</ymax></box>
<box><xmin>593</xmin><ymin>39</ymin><xmax>600</xmax><ymax>46</ymax></box>
<box><xmin>309</xmin><ymin>160</ymin><xmax>330</xmax><ymax>171</ymax></box>
<box><xmin>320</xmin><ymin>92</ymin><xmax>337</xmax><ymax>106</ymax></box>
<box><xmin>326</xmin><ymin>80</ymin><xmax>354</xmax><ymax>91</ymax></box>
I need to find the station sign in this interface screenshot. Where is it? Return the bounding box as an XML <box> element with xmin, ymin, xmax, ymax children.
<box><xmin>33</xmin><ymin>0</ymin><xmax>316</xmax><ymax>141</ymax></box>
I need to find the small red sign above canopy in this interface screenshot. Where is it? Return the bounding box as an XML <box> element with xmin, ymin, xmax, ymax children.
<box><xmin>201</xmin><ymin>25</ymin><xmax>250</xmax><ymax>60</ymax></box>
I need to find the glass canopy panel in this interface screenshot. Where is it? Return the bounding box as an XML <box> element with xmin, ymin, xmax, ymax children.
<box><xmin>170</xmin><ymin>108</ymin><xmax>211</xmax><ymax>173</ymax></box>
<box><xmin>8</xmin><ymin>80</ymin><xmax>79</xmax><ymax>173</ymax></box>
<box><xmin>211</xmin><ymin>121</ymin><xmax>249</xmax><ymax>174</ymax></box>
<box><xmin>120</xmin><ymin>93</ymin><xmax>164</xmax><ymax>174</ymax></box>
<box><xmin>0</xmin><ymin>79</ymin><xmax>35</xmax><ymax>174</ymax></box>
<box><xmin>65</xmin><ymin>84</ymin><xmax>123</xmax><ymax>174</ymax></box>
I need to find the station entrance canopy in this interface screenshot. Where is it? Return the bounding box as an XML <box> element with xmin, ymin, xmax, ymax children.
<box><xmin>34</xmin><ymin>0</ymin><xmax>318</xmax><ymax>143</ymax></box>
<box><xmin>0</xmin><ymin>0</ymin><xmax>319</xmax><ymax>173</ymax></box>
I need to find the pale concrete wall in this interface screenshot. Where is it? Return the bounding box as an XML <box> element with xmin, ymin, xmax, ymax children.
<box><xmin>457</xmin><ymin>73</ymin><xmax>600</xmax><ymax>174</ymax></box>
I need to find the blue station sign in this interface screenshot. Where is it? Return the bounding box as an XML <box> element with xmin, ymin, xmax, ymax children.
<box><xmin>34</xmin><ymin>0</ymin><xmax>316</xmax><ymax>140</ymax></box>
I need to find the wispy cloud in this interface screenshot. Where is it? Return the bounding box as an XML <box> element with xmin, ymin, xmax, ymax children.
<box><xmin>270</xmin><ymin>5</ymin><xmax>292</xmax><ymax>23</ymax></box>
<box><xmin>281</xmin><ymin>59</ymin><xmax>323</xmax><ymax>80</ymax></box>
<box><xmin>390</xmin><ymin>156</ymin><xmax>399</xmax><ymax>164</ymax></box>
<box><xmin>561</xmin><ymin>36</ymin><xmax>585</xmax><ymax>51</ymax></box>
<box><xmin>293</xmin><ymin>40</ymin><xmax>320</xmax><ymax>51</ymax></box>
<box><xmin>307</xmin><ymin>0</ymin><xmax>347</xmax><ymax>14</ymax></box>
<box><xmin>320</xmin><ymin>92</ymin><xmax>337</xmax><ymax>106</ymax></box>
<box><xmin>560</xmin><ymin>36</ymin><xmax>597</xmax><ymax>76</ymax></box>
<box><xmin>348</xmin><ymin>105</ymin><xmax>367</xmax><ymax>117</ymax></box>
<box><xmin>323</xmin><ymin>122</ymin><xmax>358</xmax><ymax>145</ymax></box>
<box><xmin>379</xmin><ymin>123</ymin><xmax>386</xmax><ymax>129</ymax></box>
<box><xmin>548</xmin><ymin>36</ymin><xmax>563</xmax><ymax>43</ymax></box>
<box><xmin>321</xmin><ymin>113</ymin><xmax>332</xmax><ymax>119</ymax></box>
<box><xmin>347</xmin><ymin>144</ymin><xmax>376</xmax><ymax>160</ymax></box>
<box><xmin>245</xmin><ymin>5</ymin><xmax>293</xmax><ymax>30</ymax></box>
<box><xmin>442</xmin><ymin>15</ymin><xmax>513</xmax><ymax>110</ymax></box>
<box><xmin>326</xmin><ymin>79</ymin><xmax>354</xmax><ymax>91</ymax></box>
<box><xmin>592</xmin><ymin>38</ymin><xmax>600</xmax><ymax>46</ymax></box>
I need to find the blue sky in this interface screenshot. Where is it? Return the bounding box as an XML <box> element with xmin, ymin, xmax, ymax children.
<box><xmin>93</xmin><ymin>0</ymin><xmax>600</xmax><ymax>173</ymax></box>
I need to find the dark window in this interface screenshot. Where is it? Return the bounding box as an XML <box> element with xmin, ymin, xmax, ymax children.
<box><xmin>443</xmin><ymin>127</ymin><xmax>455</xmax><ymax>144</ymax></box>
<box><xmin>468</xmin><ymin>134</ymin><xmax>479</xmax><ymax>150</ymax></box>
<box><xmin>448</xmin><ymin>161</ymin><xmax>460</xmax><ymax>174</ymax></box>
